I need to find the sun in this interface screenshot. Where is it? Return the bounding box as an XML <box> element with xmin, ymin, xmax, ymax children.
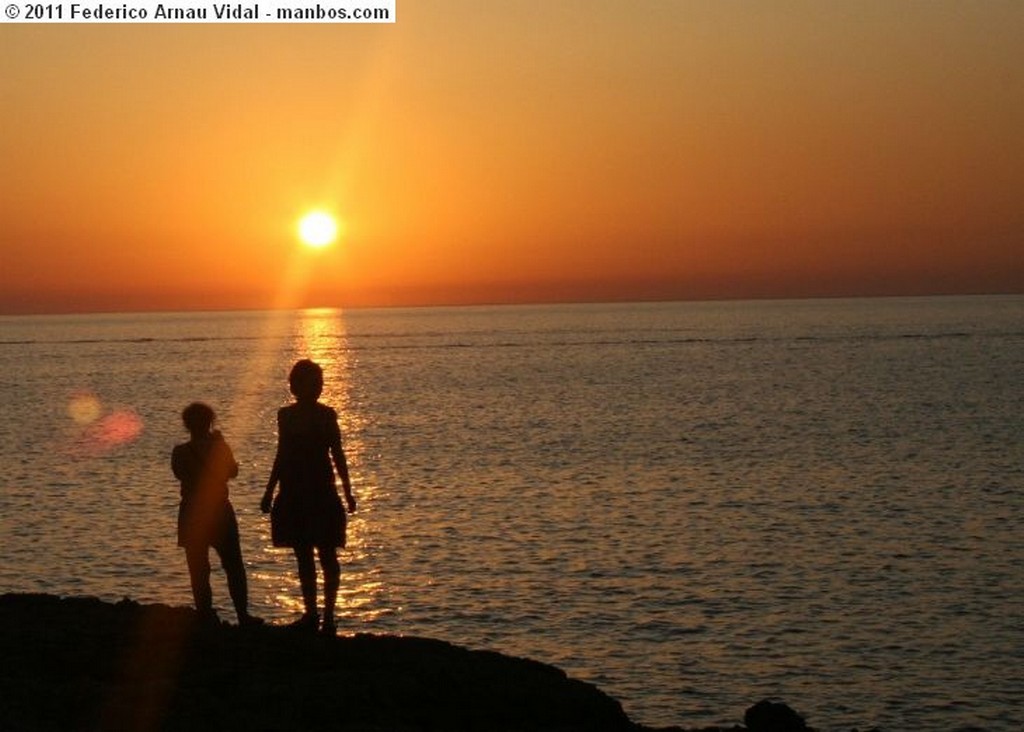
<box><xmin>297</xmin><ymin>211</ymin><xmax>339</xmax><ymax>248</ymax></box>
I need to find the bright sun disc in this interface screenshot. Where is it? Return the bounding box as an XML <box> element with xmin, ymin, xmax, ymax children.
<box><xmin>298</xmin><ymin>211</ymin><xmax>338</xmax><ymax>248</ymax></box>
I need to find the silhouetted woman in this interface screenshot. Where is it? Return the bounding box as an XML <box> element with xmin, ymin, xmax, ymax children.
<box><xmin>261</xmin><ymin>359</ymin><xmax>357</xmax><ymax>635</ymax></box>
<box><xmin>171</xmin><ymin>402</ymin><xmax>260</xmax><ymax>627</ymax></box>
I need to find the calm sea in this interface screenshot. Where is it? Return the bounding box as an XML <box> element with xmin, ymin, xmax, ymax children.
<box><xmin>0</xmin><ymin>298</ymin><xmax>1021</xmax><ymax>731</ymax></box>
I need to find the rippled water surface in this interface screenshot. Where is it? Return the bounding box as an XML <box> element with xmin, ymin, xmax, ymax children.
<box><xmin>1</xmin><ymin>298</ymin><xmax>1022</xmax><ymax>731</ymax></box>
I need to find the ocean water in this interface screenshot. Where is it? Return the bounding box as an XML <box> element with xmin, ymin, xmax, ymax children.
<box><xmin>0</xmin><ymin>297</ymin><xmax>1021</xmax><ymax>731</ymax></box>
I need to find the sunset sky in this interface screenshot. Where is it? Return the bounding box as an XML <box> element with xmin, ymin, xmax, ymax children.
<box><xmin>2</xmin><ymin>1</ymin><xmax>1022</xmax><ymax>314</ymax></box>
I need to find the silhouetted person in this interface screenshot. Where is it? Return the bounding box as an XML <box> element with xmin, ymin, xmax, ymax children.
<box><xmin>171</xmin><ymin>402</ymin><xmax>260</xmax><ymax>627</ymax></box>
<box><xmin>261</xmin><ymin>359</ymin><xmax>357</xmax><ymax>635</ymax></box>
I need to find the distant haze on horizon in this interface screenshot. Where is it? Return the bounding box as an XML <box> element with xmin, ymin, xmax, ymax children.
<box><xmin>2</xmin><ymin>2</ymin><xmax>1022</xmax><ymax>315</ymax></box>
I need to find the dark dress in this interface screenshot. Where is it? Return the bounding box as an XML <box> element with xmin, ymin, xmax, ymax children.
<box><xmin>269</xmin><ymin>402</ymin><xmax>346</xmax><ymax>548</ymax></box>
<box><xmin>171</xmin><ymin>432</ymin><xmax>240</xmax><ymax>551</ymax></box>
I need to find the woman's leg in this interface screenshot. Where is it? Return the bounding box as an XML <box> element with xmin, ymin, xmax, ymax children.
<box><xmin>212</xmin><ymin>508</ymin><xmax>251</xmax><ymax>622</ymax></box>
<box><xmin>293</xmin><ymin>545</ymin><xmax>318</xmax><ymax>619</ymax></box>
<box><xmin>184</xmin><ymin>544</ymin><xmax>213</xmax><ymax>616</ymax></box>
<box><xmin>318</xmin><ymin>545</ymin><xmax>340</xmax><ymax>628</ymax></box>
<box><xmin>215</xmin><ymin>536</ymin><xmax>250</xmax><ymax>622</ymax></box>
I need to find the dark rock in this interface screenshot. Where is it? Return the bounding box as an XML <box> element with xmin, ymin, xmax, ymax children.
<box><xmin>743</xmin><ymin>699</ymin><xmax>810</xmax><ymax>732</ymax></box>
<box><xmin>2</xmin><ymin>593</ymin><xmax>838</xmax><ymax>732</ymax></box>
<box><xmin>0</xmin><ymin>593</ymin><xmax>634</xmax><ymax>731</ymax></box>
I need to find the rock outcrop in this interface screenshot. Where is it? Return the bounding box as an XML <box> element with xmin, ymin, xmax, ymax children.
<box><xmin>1</xmin><ymin>593</ymin><xmax>824</xmax><ymax>732</ymax></box>
<box><xmin>0</xmin><ymin>593</ymin><xmax>632</xmax><ymax>731</ymax></box>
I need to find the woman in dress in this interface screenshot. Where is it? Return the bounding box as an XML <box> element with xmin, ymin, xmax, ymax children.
<box><xmin>261</xmin><ymin>359</ymin><xmax>357</xmax><ymax>634</ymax></box>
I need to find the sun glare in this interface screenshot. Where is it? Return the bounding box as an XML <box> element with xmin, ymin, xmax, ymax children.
<box><xmin>298</xmin><ymin>211</ymin><xmax>338</xmax><ymax>248</ymax></box>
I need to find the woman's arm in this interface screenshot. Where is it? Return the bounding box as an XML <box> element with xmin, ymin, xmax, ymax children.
<box><xmin>261</xmin><ymin>455</ymin><xmax>279</xmax><ymax>513</ymax></box>
<box><xmin>326</xmin><ymin>408</ymin><xmax>356</xmax><ymax>513</ymax></box>
<box><xmin>213</xmin><ymin>431</ymin><xmax>240</xmax><ymax>480</ymax></box>
<box><xmin>171</xmin><ymin>444</ymin><xmax>188</xmax><ymax>482</ymax></box>
<box><xmin>261</xmin><ymin>414</ymin><xmax>283</xmax><ymax>513</ymax></box>
<box><xmin>330</xmin><ymin>440</ymin><xmax>356</xmax><ymax>513</ymax></box>
<box><xmin>171</xmin><ymin>443</ymin><xmax>200</xmax><ymax>487</ymax></box>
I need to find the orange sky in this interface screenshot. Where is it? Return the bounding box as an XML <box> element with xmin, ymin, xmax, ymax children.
<box><xmin>2</xmin><ymin>2</ymin><xmax>1022</xmax><ymax>314</ymax></box>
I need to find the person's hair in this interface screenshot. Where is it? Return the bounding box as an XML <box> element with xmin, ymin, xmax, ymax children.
<box><xmin>182</xmin><ymin>402</ymin><xmax>215</xmax><ymax>434</ymax></box>
<box><xmin>289</xmin><ymin>359</ymin><xmax>324</xmax><ymax>401</ymax></box>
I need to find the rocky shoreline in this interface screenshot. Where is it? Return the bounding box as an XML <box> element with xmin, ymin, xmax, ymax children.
<box><xmin>0</xmin><ymin>593</ymin><xmax>814</xmax><ymax>732</ymax></box>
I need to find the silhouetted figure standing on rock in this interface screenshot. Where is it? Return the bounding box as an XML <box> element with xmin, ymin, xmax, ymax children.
<box><xmin>262</xmin><ymin>359</ymin><xmax>357</xmax><ymax>635</ymax></box>
<box><xmin>171</xmin><ymin>402</ymin><xmax>261</xmax><ymax>627</ymax></box>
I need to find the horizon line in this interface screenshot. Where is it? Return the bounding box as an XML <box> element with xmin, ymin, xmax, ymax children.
<box><xmin>2</xmin><ymin>289</ymin><xmax>1022</xmax><ymax>319</ymax></box>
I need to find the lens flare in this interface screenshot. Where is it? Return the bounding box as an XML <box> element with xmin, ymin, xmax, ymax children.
<box><xmin>92</xmin><ymin>410</ymin><xmax>144</xmax><ymax>449</ymax></box>
<box><xmin>77</xmin><ymin>410</ymin><xmax>144</xmax><ymax>455</ymax></box>
<box><xmin>67</xmin><ymin>391</ymin><xmax>144</xmax><ymax>455</ymax></box>
<box><xmin>68</xmin><ymin>392</ymin><xmax>102</xmax><ymax>425</ymax></box>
